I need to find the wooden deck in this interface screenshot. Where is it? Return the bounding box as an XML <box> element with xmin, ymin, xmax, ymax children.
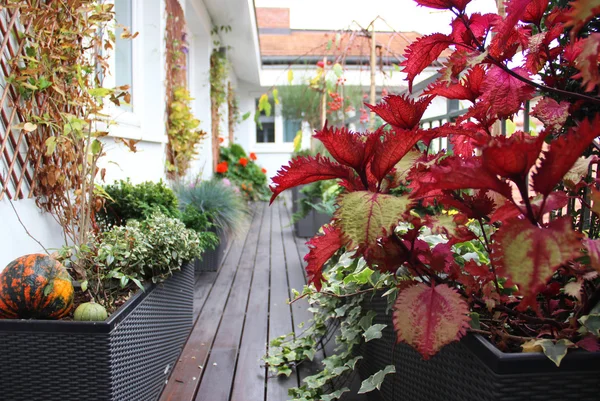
<box><xmin>159</xmin><ymin>198</ymin><xmax>337</xmax><ymax>401</ymax></box>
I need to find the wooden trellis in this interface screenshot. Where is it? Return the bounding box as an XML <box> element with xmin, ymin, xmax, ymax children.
<box><xmin>0</xmin><ymin>5</ymin><xmax>35</xmax><ymax>200</ymax></box>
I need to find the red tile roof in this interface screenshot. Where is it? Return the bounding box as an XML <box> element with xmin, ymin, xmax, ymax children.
<box><xmin>256</xmin><ymin>8</ymin><xmax>290</xmax><ymax>29</ymax></box>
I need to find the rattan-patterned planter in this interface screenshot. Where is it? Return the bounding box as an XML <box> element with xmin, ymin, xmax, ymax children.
<box><xmin>195</xmin><ymin>228</ymin><xmax>228</xmax><ymax>272</ymax></box>
<box><xmin>292</xmin><ymin>186</ymin><xmax>331</xmax><ymax>238</ymax></box>
<box><xmin>0</xmin><ymin>262</ymin><xmax>194</xmax><ymax>401</ymax></box>
<box><xmin>358</xmin><ymin>294</ymin><xmax>600</xmax><ymax>401</ymax></box>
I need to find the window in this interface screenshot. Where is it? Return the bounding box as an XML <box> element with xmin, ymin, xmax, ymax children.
<box><xmin>256</xmin><ymin>97</ymin><xmax>275</xmax><ymax>143</ymax></box>
<box><xmin>115</xmin><ymin>0</ymin><xmax>133</xmax><ymax>106</ymax></box>
<box><xmin>283</xmin><ymin>119</ymin><xmax>301</xmax><ymax>143</ymax></box>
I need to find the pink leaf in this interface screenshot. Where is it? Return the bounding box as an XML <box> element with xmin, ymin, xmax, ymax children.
<box><xmin>393</xmin><ymin>283</ymin><xmax>470</xmax><ymax>359</ymax></box>
<box><xmin>415</xmin><ymin>0</ymin><xmax>471</xmax><ymax>12</ymax></box>
<box><xmin>572</xmin><ymin>34</ymin><xmax>600</xmax><ymax>93</ymax></box>
<box><xmin>480</xmin><ymin>66</ymin><xmax>536</xmax><ymax>119</ymax></box>
<box><xmin>366</xmin><ymin>95</ymin><xmax>433</xmax><ymax>130</ymax></box>
<box><xmin>531</xmin><ymin>97</ymin><xmax>570</xmax><ymax>132</ymax></box>
<box><xmin>313</xmin><ymin>124</ymin><xmax>375</xmax><ymax>173</ymax></box>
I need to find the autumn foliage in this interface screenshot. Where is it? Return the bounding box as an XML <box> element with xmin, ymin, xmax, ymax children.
<box><xmin>270</xmin><ymin>0</ymin><xmax>600</xmax><ymax>362</ymax></box>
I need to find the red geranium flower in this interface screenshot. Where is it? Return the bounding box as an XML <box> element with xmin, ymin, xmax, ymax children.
<box><xmin>249</xmin><ymin>152</ymin><xmax>257</xmax><ymax>161</ymax></box>
<box><xmin>216</xmin><ymin>161</ymin><xmax>228</xmax><ymax>173</ymax></box>
<box><xmin>239</xmin><ymin>157</ymin><xmax>248</xmax><ymax>167</ymax></box>
<box><xmin>218</xmin><ymin>137</ymin><xmax>224</xmax><ymax>144</ymax></box>
<box><xmin>261</xmin><ymin>168</ymin><xmax>267</xmax><ymax>174</ymax></box>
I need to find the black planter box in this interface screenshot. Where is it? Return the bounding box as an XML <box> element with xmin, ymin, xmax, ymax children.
<box><xmin>292</xmin><ymin>186</ymin><xmax>331</xmax><ymax>238</ymax></box>
<box><xmin>358</xmin><ymin>294</ymin><xmax>600</xmax><ymax>401</ymax></box>
<box><xmin>194</xmin><ymin>228</ymin><xmax>228</xmax><ymax>272</ymax></box>
<box><xmin>0</xmin><ymin>262</ymin><xmax>194</xmax><ymax>401</ymax></box>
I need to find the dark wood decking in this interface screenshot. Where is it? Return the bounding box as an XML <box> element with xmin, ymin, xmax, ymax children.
<box><xmin>159</xmin><ymin>198</ymin><xmax>327</xmax><ymax>401</ymax></box>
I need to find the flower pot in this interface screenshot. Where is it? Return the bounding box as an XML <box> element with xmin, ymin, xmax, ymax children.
<box><xmin>358</xmin><ymin>294</ymin><xmax>600</xmax><ymax>401</ymax></box>
<box><xmin>292</xmin><ymin>185</ymin><xmax>331</xmax><ymax>238</ymax></box>
<box><xmin>194</xmin><ymin>227</ymin><xmax>228</xmax><ymax>272</ymax></box>
<box><xmin>0</xmin><ymin>262</ymin><xmax>194</xmax><ymax>401</ymax></box>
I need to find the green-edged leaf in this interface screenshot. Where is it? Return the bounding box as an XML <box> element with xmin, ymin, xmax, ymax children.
<box><xmin>345</xmin><ymin>356</ymin><xmax>363</xmax><ymax>369</ymax></box>
<box><xmin>321</xmin><ymin>388</ymin><xmax>350</xmax><ymax>401</ymax></box>
<box><xmin>363</xmin><ymin>324</ymin><xmax>387</xmax><ymax>342</ymax></box>
<box><xmin>358</xmin><ymin>365</ymin><xmax>396</xmax><ymax>394</ymax></box>
<box><xmin>579</xmin><ymin>314</ymin><xmax>600</xmax><ymax>336</ymax></box>
<box><xmin>521</xmin><ymin>339</ymin><xmax>575</xmax><ymax>367</ymax></box>
<box><xmin>336</xmin><ymin>191</ymin><xmax>411</xmax><ymax>248</ymax></box>
<box><xmin>393</xmin><ymin>283</ymin><xmax>469</xmax><ymax>359</ymax></box>
<box><xmin>343</xmin><ymin>267</ymin><xmax>374</xmax><ymax>285</ymax></box>
<box><xmin>493</xmin><ymin>217</ymin><xmax>582</xmax><ymax>304</ymax></box>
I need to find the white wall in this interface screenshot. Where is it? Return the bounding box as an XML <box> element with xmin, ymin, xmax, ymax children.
<box><xmin>0</xmin><ymin>197</ymin><xmax>65</xmax><ymax>268</ymax></box>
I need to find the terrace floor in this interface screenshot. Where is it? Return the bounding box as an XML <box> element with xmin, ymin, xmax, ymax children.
<box><xmin>159</xmin><ymin>197</ymin><xmax>364</xmax><ymax>401</ymax></box>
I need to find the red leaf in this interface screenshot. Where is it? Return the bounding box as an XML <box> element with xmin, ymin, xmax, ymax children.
<box><xmin>364</xmin><ymin>234</ymin><xmax>409</xmax><ymax>273</ymax></box>
<box><xmin>533</xmin><ymin>116</ymin><xmax>600</xmax><ymax>196</ymax></box>
<box><xmin>489</xmin><ymin>0</ymin><xmax>531</xmax><ymax>60</ymax></box>
<box><xmin>270</xmin><ymin>155</ymin><xmax>358</xmax><ymax>203</ymax></box>
<box><xmin>424</xmin><ymin>66</ymin><xmax>486</xmax><ymax>103</ymax></box>
<box><xmin>572</xmin><ymin>34</ymin><xmax>600</xmax><ymax>93</ymax></box>
<box><xmin>576</xmin><ymin>335</ymin><xmax>600</xmax><ymax>352</ymax></box>
<box><xmin>565</xmin><ymin>0</ymin><xmax>600</xmax><ymax>39</ymax></box>
<box><xmin>370</xmin><ymin>128</ymin><xmax>424</xmax><ymax>184</ymax></box>
<box><xmin>480</xmin><ymin>67</ymin><xmax>536</xmax><ymax>119</ymax></box>
<box><xmin>313</xmin><ymin>124</ymin><xmax>375</xmax><ymax>173</ymax></box>
<box><xmin>481</xmin><ymin>131</ymin><xmax>544</xmax><ymax>181</ymax></box>
<box><xmin>401</xmin><ymin>34</ymin><xmax>454</xmax><ymax>92</ymax></box>
<box><xmin>418</xmin><ymin>242</ymin><xmax>455</xmax><ymax>273</ymax></box>
<box><xmin>411</xmin><ymin>156</ymin><xmax>513</xmax><ymax>201</ymax></box>
<box><xmin>522</xmin><ymin>0</ymin><xmax>549</xmax><ymax>25</ymax></box>
<box><xmin>415</xmin><ymin>0</ymin><xmax>471</xmax><ymax>12</ymax></box>
<box><xmin>304</xmin><ymin>225</ymin><xmax>344</xmax><ymax>291</ymax></box>
<box><xmin>531</xmin><ymin>97</ymin><xmax>570</xmax><ymax>131</ymax></box>
<box><xmin>451</xmin><ymin>13</ymin><xmax>499</xmax><ymax>47</ymax></box>
<box><xmin>493</xmin><ymin>217</ymin><xmax>582</xmax><ymax>305</ymax></box>
<box><xmin>366</xmin><ymin>95</ymin><xmax>433</xmax><ymax>130</ymax></box>
<box><xmin>393</xmin><ymin>283</ymin><xmax>470</xmax><ymax>359</ymax></box>
<box><xmin>490</xmin><ymin>192</ymin><xmax>569</xmax><ymax>223</ymax></box>
<box><xmin>584</xmin><ymin>238</ymin><xmax>600</xmax><ymax>273</ymax></box>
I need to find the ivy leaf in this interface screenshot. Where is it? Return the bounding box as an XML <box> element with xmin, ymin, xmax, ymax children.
<box><xmin>321</xmin><ymin>388</ymin><xmax>350</xmax><ymax>401</ymax></box>
<box><xmin>493</xmin><ymin>217</ymin><xmax>582</xmax><ymax>305</ymax></box>
<box><xmin>269</xmin><ymin>155</ymin><xmax>357</xmax><ymax>203</ymax></box>
<box><xmin>363</xmin><ymin>324</ymin><xmax>387</xmax><ymax>342</ymax></box>
<box><xmin>401</xmin><ymin>34</ymin><xmax>454</xmax><ymax>92</ymax></box>
<box><xmin>533</xmin><ymin>116</ymin><xmax>600</xmax><ymax>196</ymax></box>
<box><xmin>357</xmin><ymin>365</ymin><xmax>396</xmax><ymax>394</ymax></box>
<box><xmin>304</xmin><ymin>225</ymin><xmax>344</xmax><ymax>291</ymax></box>
<box><xmin>565</xmin><ymin>0</ymin><xmax>600</xmax><ymax>39</ymax></box>
<box><xmin>343</xmin><ymin>267</ymin><xmax>374</xmax><ymax>285</ymax></box>
<box><xmin>393</xmin><ymin>283</ymin><xmax>469</xmax><ymax>359</ymax></box>
<box><xmin>521</xmin><ymin>339</ymin><xmax>574</xmax><ymax>367</ymax></box>
<box><xmin>336</xmin><ymin>191</ymin><xmax>411</xmax><ymax>248</ymax></box>
<box><xmin>366</xmin><ymin>94</ymin><xmax>433</xmax><ymax>130</ymax></box>
<box><xmin>579</xmin><ymin>314</ymin><xmax>600</xmax><ymax>336</ymax></box>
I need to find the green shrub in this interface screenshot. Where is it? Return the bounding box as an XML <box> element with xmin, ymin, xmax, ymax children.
<box><xmin>97</xmin><ymin>179</ymin><xmax>180</xmax><ymax>227</ymax></box>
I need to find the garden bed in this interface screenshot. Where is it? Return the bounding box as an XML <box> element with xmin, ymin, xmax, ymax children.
<box><xmin>195</xmin><ymin>228</ymin><xmax>228</xmax><ymax>272</ymax></box>
<box><xmin>358</xmin><ymin>294</ymin><xmax>600</xmax><ymax>401</ymax></box>
<box><xmin>0</xmin><ymin>262</ymin><xmax>194</xmax><ymax>401</ymax></box>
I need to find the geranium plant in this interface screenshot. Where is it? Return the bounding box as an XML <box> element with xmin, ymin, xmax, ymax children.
<box><xmin>270</xmin><ymin>0</ymin><xmax>600</xmax><ymax>369</ymax></box>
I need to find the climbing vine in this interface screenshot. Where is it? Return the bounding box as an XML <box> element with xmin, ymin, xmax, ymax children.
<box><xmin>164</xmin><ymin>0</ymin><xmax>205</xmax><ymax>177</ymax></box>
<box><xmin>2</xmin><ymin>0</ymin><xmax>128</xmax><ymax>246</ymax></box>
<box><xmin>209</xmin><ymin>40</ymin><xmax>229</xmax><ymax>171</ymax></box>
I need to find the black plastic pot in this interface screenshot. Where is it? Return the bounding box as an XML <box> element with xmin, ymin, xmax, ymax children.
<box><xmin>358</xmin><ymin>294</ymin><xmax>600</xmax><ymax>401</ymax></box>
<box><xmin>194</xmin><ymin>227</ymin><xmax>228</xmax><ymax>272</ymax></box>
<box><xmin>0</xmin><ymin>262</ymin><xmax>194</xmax><ymax>401</ymax></box>
<box><xmin>292</xmin><ymin>186</ymin><xmax>331</xmax><ymax>238</ymax></box>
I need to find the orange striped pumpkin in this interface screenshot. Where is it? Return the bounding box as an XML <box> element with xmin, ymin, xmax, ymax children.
<box><xmin>0</xmin><ymin>254</ymin><xmax>74</xmax><ymax>319</ymax></box>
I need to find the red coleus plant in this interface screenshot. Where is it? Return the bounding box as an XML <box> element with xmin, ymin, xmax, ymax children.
<box><xmin>271</xmin><ymin>0</ymin><xmax>600</xmax><ymax>363</ymax></box>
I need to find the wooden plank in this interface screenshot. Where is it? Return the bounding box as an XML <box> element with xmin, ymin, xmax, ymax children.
<box><xmin>280</xmin><ymin>198</ymin><xmax>327</xmax><ymax>382</ymax></box>
<box><xmin>159</xmin><ymin>205</ymin><xmax>262</xmax><ymax>401</ymax></box>
<box><xmin>194</xmin><ymin>203</ymin><xmax>267</xmax><ymax>401</ymax></box>
<box><xmin>193</xmin><ymin>271</ymin><xmax>218</xmax><ymax>321</ymax></box>
<box><xmin>229</xmin><ymin>203</ymin><xmax>273</xmax><ymax>401</ymax></box>
<box><xmin>267</xmin><ymin>200</ymin><xmax>298</xmax><ymax>400</ymax></box>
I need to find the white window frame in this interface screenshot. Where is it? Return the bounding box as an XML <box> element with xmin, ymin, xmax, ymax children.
<box><xmin>250</xmin><ymin>100</ymin><xmax>294</xmax><ymax>153</ymax></box>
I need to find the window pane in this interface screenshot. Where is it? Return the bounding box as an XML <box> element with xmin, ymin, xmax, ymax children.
<box><xmin>257</xmin><ymin>122</ymin><xmax>275</xmax><ymax>143</ymax></box>
<box><xmin>115</xmin><ymin>0</ymin><xmax>133</xmax><ymax>107</ymax></box>
<box><xmin>284</xmin><ymin>119</ymin><xmax>301</xmax><ymax>143</ymax></box>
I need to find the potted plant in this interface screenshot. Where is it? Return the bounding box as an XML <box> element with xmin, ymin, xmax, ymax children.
<box><xmin>292</xmin><ymin>179</ymin><xmax>340</xmax><ymax>238</ymax></box>
<box><xmin>175</xmin><ymin>178</ymin><xmax>250</xmax><ymax>271</ymax></box>
<box><xmin>267</xmin><ymin>1</ymin><xmax>600</xmax><ymax>399</ymax></box>
<box><xmin>216</xmin><ymin>143</ymin><xmax>271</xmax><ymax>201</ymax></box>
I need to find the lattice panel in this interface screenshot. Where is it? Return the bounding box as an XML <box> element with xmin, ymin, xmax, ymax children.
<box><xmin>0</xmin><ymin>5</ymin><xmax>35</xmax><ymax>200</ymax></box>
